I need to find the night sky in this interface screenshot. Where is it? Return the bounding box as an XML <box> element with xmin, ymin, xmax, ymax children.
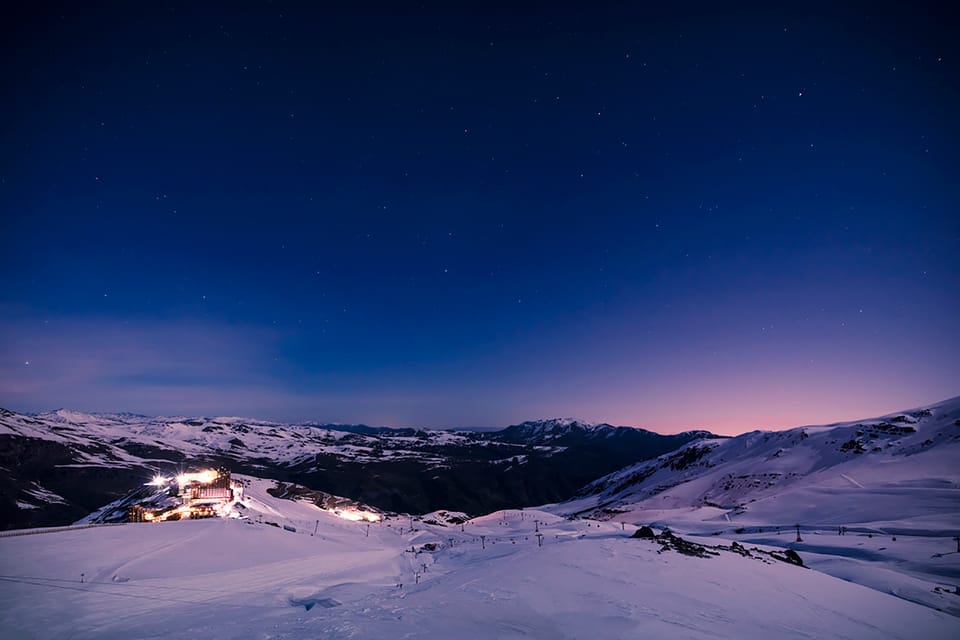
<box><xmin>2</xmin><ymin>2</ymin><xmax>958</xmax><ymax>434</ymax></box>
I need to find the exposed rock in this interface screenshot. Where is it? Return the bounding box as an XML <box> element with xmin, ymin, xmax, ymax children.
<box><xmin>631</xmin><ymin>525</ymin><xmax>656</xmax><ymax>539</ymax></box>
<box><xmin>772</xmin><ymin>549</ymin><xmax>805</xmax><ymax>567</ymax></box>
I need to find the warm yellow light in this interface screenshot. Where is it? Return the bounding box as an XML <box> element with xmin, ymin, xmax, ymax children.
<box><xmin>328</xmin><ymin>508</ymin><xmax>381</xmax><ymax>522</ymax></box>
<box><xmin>176</xmin><ymin>469</ymin><xmax>219</xmax><ymax>486</ymax></box>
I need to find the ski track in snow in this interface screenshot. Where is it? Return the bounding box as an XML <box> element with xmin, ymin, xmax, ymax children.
<box><xmin>1</xmin><ymin>479</ymin><xmax>959</xmax><ymax>639</ymax></box>
<box><xmin>840</xmin><ymin>473</ymin><xmax>865</xmax><ymax>488</ymax></box>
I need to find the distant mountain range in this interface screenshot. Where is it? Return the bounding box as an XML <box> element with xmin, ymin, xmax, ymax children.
<box><xmin>493</xmin><ymin>417</ymin><xmax>715</xmax><ymax>446</ymax></box>
<box><xmin>0</xmin><ymin>409</ymin><xmax>708</xmax><ymax>529</ymax></box>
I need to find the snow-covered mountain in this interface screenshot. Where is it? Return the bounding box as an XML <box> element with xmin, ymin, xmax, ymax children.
<box><xmin>0</xmin><ymin>408</ymin><xmax>708</xmax><ymax>530</ymax></box>
<box><xmin>557</xmin><ymin>396</ymin><xmax>960</xmax><ymax>530</ymax></box>
<box><xmin>1</xmin><ymin>476</ymin><xmax>956</xmax><ymax>639</ymax></box>
<box><xmin>541</xmin><ymin>396</ymin><xmax>960</xmax><ymax>620</ymax></box>
<box><xmin>0</xmin><ymin>408</ymin><xmax>483</xmax><ymax>467</ymax></box>
<box><xmin>494</xmin><ymin>417</ymin><xmax>606</xmax><ymax>441</ymax></box>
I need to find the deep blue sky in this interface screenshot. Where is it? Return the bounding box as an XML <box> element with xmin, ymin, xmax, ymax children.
<box><xmin>2</xmin><ymin>2</ymin><xmax>958</xmax><ymax>433</ymax></box>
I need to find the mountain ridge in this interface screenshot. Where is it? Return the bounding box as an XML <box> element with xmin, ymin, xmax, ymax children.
<box><xmin>553</xmin><ymin>394</ymin><xmax>960</xmax><ymax>530</ymax></box>
<box><xmin>0</xmin><ymin>407</ymin><xmax>710</xmax><ymax>530</ymax></box>
<box><xmin>19</xmin><ymin>408</ymin><xmax>710</xmax><ymax>438</ymax></box>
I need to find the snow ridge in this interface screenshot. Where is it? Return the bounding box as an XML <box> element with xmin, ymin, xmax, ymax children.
<box><xmin>560</xmin><ymin>395</ymin><xmax>960</xmax><ymax>529</ymax></box>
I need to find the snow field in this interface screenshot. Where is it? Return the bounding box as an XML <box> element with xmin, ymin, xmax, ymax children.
<box><xmin>2</xmin><ymin>494</ymin><xmax>958</xmax><ymax>639</ymax></box>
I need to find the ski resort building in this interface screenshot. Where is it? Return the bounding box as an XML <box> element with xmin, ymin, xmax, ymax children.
<box><xmin>129</xmin><ymin>466</ymin><xmax>244</xmax><ymax>522</ymax></box>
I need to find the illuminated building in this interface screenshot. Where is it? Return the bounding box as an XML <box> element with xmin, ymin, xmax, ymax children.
<box><xmin>129</xmin><ymin>466</ymin><xmax>244</xmax><ymax>522</ymax></box>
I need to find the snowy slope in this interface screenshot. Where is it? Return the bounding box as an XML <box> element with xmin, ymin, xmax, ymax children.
<box><xmin>559</xmin><ymin>396</ymin><xmax>960</xmax><ymax>530</ymax></box>
<box><xmin>74</xmin><ymin>473</ymin><xmax>384</xmax><ymax>526</ymax></box>
<box><xmin>1</xmin><ymin>489</ymin><xmax>957</xmax><ymax>639</ymax></box>
<box><xmin>546</xmin><ymin>396</ymin><xmax>960</xmax><ymax>618</ymax></box>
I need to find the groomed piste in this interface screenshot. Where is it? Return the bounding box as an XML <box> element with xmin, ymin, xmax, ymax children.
<box><xmin>2</xmin><ymin>474</ymin><xmax>958</xmax><ymax>639</ymax></box>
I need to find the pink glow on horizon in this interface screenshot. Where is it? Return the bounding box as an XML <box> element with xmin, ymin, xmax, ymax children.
<box><xmin>578</xmin><ymin>392</ymin><xmax>956</xmax><ymax>436</ymax></box>
<box><xmin>2</xmin><ymin>316</ymin><xmax>956</xmax><ymax>435</ymax></box>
